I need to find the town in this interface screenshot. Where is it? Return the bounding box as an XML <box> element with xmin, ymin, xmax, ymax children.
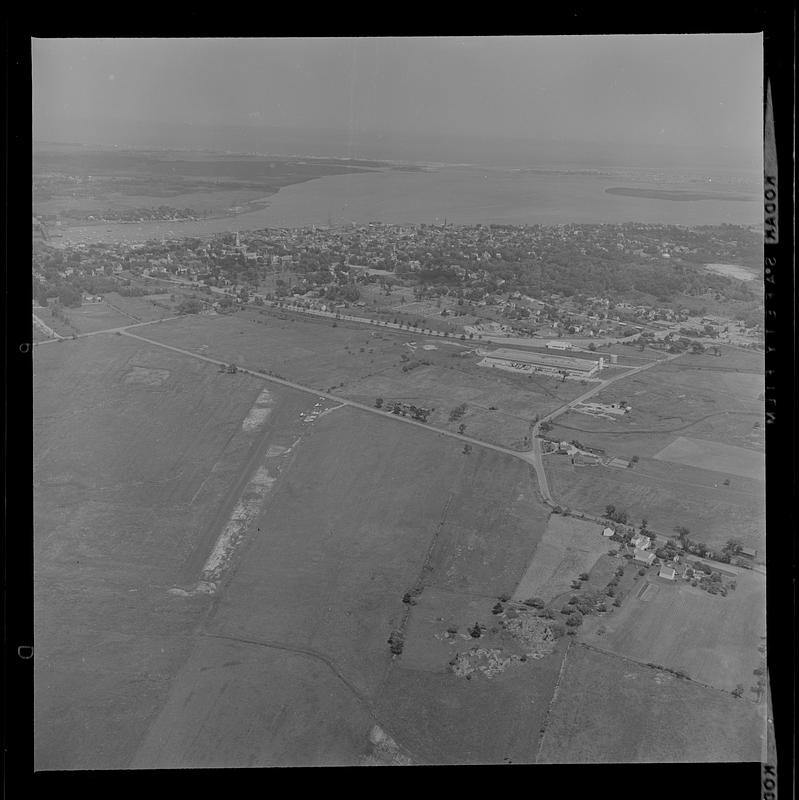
<box><xmin>33</xmin><ymin>220</ymin><xmax>765</xmax><ymax>353</ymax></box>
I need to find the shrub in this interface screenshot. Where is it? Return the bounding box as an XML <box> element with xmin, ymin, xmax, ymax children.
<box><xmin>566</xmin><ymin>613</ymin><xmax>583</xmax><ymax>627</ymax></box>
<box><xmin>387</xmin><ymin>630</ymin><xmax>405</xmax><ymax>655</ymax></box>
<box><xmin>578</xmin><ymin>573</ymin><xmax>590</xmax><ymax>581</ymax></box>
<box><xmin>524</xmin><ymin>597</ymin><xmax>545</xmax><ymax>609</ymax></box>
<box><xmin>468</xmin><ymin>622</ymin><xmax>482</xmax><ymax>639</ymax></box>
<box><xmin>498</xmin><ymin>593</ymin><xmax>511</xmax><ymax>603</ymax></box>
<box><xmin>491</xmin><ymin>602</ymin><xmax>504</xmax><ymax>615</ymax></box>
<box><xmin>638</xmin><ymin>568</ymin><xmax>646</xmax><ymax>576</ymax></box>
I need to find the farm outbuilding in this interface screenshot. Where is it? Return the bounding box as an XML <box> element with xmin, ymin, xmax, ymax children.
<box><xmin>602</xmin><ymin>527</ymin><xmax>615</xmax><ymax>537</ymax></box>
<box><xmin>634</xmin><ymin>549</ymin><xmax>656</xmax><ymax>566</ymax></box>
<box><xmin>659</xmin><ymin>566</ymin><xmax>677</xmax><ymax>581</ymax></box>
<box><xmin>479</xmin><ymin>348</ymin><xmax>600</xmax><ymax>377</ymax></box>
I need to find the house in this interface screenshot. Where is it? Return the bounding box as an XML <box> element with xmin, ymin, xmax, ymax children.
<box><xmin>631</xmin><ymin>533</ymin><xmax>651</xmax><ymax>551</ymax></box>
<box><xmin>659</xmin><ymin>565</ymin><xmax>677</xmax><ymax>581</ymax></box>
<box><xmin>602</xmin><ymin>527</ymin><xmax>615</xmax><ymax>538</ymax></box>
<box><xmin>634</xmin><ymin>549</ymin><xmax>656</xmax><ymax>566</ymax></box>
<box><xmin>739</xmin><ymin>547</ymin><xmax>757</xmax><ymax>560</ymax></box>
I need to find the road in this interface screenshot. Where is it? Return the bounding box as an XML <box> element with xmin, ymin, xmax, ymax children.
<box><xmin>527</xmin><ymin>351</ymin><xmax>684</xmax><ymax>504</ymax></box>
<box><xmin>32</xmin><ymin>312</ymin><xmax>64</xmax><ymax>340</ymax></box>
<box><xmin>40</xmin><ymin>312</ymin><xmax>755</xmax><ymax>573</ymax></box>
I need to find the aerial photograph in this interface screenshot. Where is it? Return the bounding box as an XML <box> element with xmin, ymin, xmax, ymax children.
<box><xmin>32</xmin><ymin>35</ymin><xmax>768</xmax><ymax>768</ymax></box>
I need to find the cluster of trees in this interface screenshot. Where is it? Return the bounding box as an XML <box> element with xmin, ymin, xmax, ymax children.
<box><xmin>449</xmin><ymin>404</ymin><xmax>468</xmax><ymax>423</ymax></box>
<box><xmin>604</xmin><ymin>505</ymin><xmax>629</xmax><ymax>525</ymax></box>
<box><xmin>177</xmin><ymin>298</ymin><xmax>204</xmax><ymax>315</ymax></box>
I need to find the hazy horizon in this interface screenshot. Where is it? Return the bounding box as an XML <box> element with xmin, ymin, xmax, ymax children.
<box><xmin>33</xmin><ymin>36</ymin><xmax>763</xmax><ymax>171</ymax></box>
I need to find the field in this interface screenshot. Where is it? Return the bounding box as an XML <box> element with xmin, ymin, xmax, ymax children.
<box><xmin>130</xmin><ymin>309</ymin><xmax>586</xmax><ymax>449</ymax></box>
<box><xmin>103</xmin><ymin>291</ymin><xmax>184</xmax><ymax>322</ymax></box>
<box><xmin>129</xmin><ymin>405</ymin><xmax>553</xmax><ymax>766</ymax></box>
<box><xmin>34</xmin><ymin>334</ymin><xmax>317</xmax><ymax>768</ymax></box>
<box><xmin>542</xmin><ymin>347</ymin><xmax>765</xmax><ymax>552</ymax></box>
<box><xmin>545</xmin><ymin>457</ymin><xmax>765</xmax><ymax>551</ymax></box>
<box><xmin>537</xmin><ymin>644</ymin><xmax>766</xmax><ymax>763</ymax></box>
<box><xmin>34</xmin><ymin>316</ymin><xmax>768</xmax><ymax>767</ymax></box>
<box><xmin>512</xmin><ymin>515</ymin><xmax>611</xmax><ymax>603</ymax></box>
<box><xmin>580</xmin><ymin>570</ymin><xmax>766</xmax><ymax>693</ymax></box>
<box><xmin>653</xmin><ymin>436</ymin><xmax>764</xmax><ymax>480</ymax></box>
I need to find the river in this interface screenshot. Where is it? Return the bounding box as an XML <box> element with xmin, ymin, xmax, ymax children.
<box><xmin>55</xmin><ymin>165</ymin><xmax>762</xmax><ymax>245</ymax></box>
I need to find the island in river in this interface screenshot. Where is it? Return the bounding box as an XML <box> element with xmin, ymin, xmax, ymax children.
<box><xmin>605</xmin><ymin>186</ymin><xmax>755</xmax><ymax>202</ymax></box>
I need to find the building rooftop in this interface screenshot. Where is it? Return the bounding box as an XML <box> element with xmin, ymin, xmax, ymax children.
<box><xmin>485</xmin><ymin>349</ymin><xmax>599</xmax><ymax>372</ymax></box>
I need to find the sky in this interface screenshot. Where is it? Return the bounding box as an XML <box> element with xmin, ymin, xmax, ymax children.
<box><xmin>33</xmin><ymin>36</ymin><xmax>763</xmax><ymax>163</ymax></box>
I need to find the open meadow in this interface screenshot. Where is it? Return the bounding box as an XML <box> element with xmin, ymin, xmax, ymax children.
<box><xmin>545</xmin><ymin>457</ymin><xmax>765</xmax><ymax>552</ymax></box>
<box><xmin>512</xmin><ymin>515</ymin><xmax>611</xmax><ymax>604</ymax></box>
<box><xmin>542</xmin><ymin>346</ymin><xmax>765</xmax><ymax>552</ymax></box>
<box><xmin>33</xmin><ymin>333</ymin><xmax>317</xmax><ymax>769</ymax></box>
<box><xmin>537</xmin><ymin>644</ymin><xmax>766</xmax><ymax>763</ymax></box>
<box><xmin>131</xmin><ymin>309</ymin><xmax>586</xmax><ymax>449</ymax></box>
<box><xmin>580</xmin><ymin>569</ymin><xmax>766</xmax><ymax>693</ymax></box>
<box><xmin>130</xmin><ymin>405</ymin><xmax>556</xmax><ymax>766</ymax></box>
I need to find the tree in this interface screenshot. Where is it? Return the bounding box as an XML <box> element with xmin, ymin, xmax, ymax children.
<box><xmin>491</xmin><ymin>602</ymin><xmax>504</xmax><ymax>615</ymax></box>
<box><xmin>524</xmin><ymin>597</ymin><xmax>545</xmax><ymax>609</ymax></box>
<box><xmin>462</xmin><ymin>444</ymin><xmax>472</xmax><ymax>455</ymax></box>
<box><xmin>387</xmin><ymin>630</ymin><xmax>404</xmax><ymax>655</ymax></box>
<box><xmin>674</xmin><ymin>525</ymin><xmax>690</xmax><ymax>542</ymax></box>
<box><xmin>732</xmin><ymin>684</ymin><xmax>744</xmax><ymax>698</ymax></box>
<box><xmin>458</xmin><ymin>423</ymin><xmax>466</xmax><ymax>435</ymax></box>
<box><xmin>468</xmin><ymin>622</ymin><xmax>482</xmax><ymax>638</ymax></box>
<box><xmin>605</xmin><ymin>504</ymin><xmax>616</xmax><ymax>519</ymax></box>
<box><xmin>375</xmin><ymin>397</ymin><xmax>384</xmax><ymax>409</ymax></box>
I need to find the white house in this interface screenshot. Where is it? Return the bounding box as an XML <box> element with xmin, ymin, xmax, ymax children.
<box><xmin>634</xmin><ymin>549</ymin><xmax>656</xmax><ymax>566</ymax></box>
<box><xmin>631</xmin><ymin>533</ymin><xmax>651</xmax><ymax>551</ymax></box>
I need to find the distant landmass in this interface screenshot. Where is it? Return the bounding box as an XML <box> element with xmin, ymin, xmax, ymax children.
<box><xmin>605</xmin><ymin>187</ymin><xmax>755</xmax><ymax>202</ymax></box>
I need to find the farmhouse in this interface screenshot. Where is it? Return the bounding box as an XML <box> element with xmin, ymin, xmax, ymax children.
<box><xmin>479</xmin><ymin>348</ymin><xmax>600</xmax><ymax>377</ymax></box>
<box><xmin>634</xmin><ymin>549</ymin><xmax>656</xmax><ymax>566</ymax></box>
<box><xmin>631</xmin><ymin>533</ymin><xmax>651</xmax><ymax>551</ymax></box>
<box><xmin>658</xmin><ymin>565</ymin><xmax>677</xmax><ymax>581</ymax></box>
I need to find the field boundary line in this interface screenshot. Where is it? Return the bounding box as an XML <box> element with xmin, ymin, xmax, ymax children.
<box><xmin>550</xmin><ymin>409</ymin><xmax>762</xmax><ymax>437</ymax></box>
<box><xmin>534</xmin><ymin>639</ymin><xmax>573</xmax><ymax>763</ymax></box>
<box><xmin>577</xmin><ymin>641</ymin><xmax>760</xmax><ymax>704</ymax></box>
<box><xmin>200</xmin><ymin>630</ymin><xmax>422</xmax><ymax>763</ymax></box>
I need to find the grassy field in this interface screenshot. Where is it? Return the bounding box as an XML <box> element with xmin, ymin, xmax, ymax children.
<box><xmin>512</xmin><ymin>515</ymin><xmax>610</xmax><ymax>603</ymax></box>
<box><xmin>548</xmin><ymin>358</ymin><xmax>764</xmax><ymax>458</ymax></box>
<box><xmin>132</xmin><ymin>309</ymin><xmax>586</xmax><ymax>449</ymax></box>
<box><xmin>103</xmin><ymin>291</ymin><xmax>184</xmax><ymax>323</ymax></box>
<box><xmin>125</xmin><ymin>405</ymin><xmax>554</xmax><ymax>766</ymax></box>
<box><xmin>580</xmin><ymin>569</ymin><xmax>766</xmax><ymax>693</ymax></box>
<box><xmin>548</xmin><ymin>410</ymin><xmax>765</xmax><ymax>458</ymax></box>
<box><xmin>33</xmin><ymin>334</ymin><xmax>316</xmax><ymax>769</ymax></box>
<box><xmin>653</xmin><ymin>436</ymin><xmax>764</xmax><ymax>480</ymax></box>
<box><xmin>538</xmin><ymin>644</ymin><xmax>766</xmax><ymax>763</ymax></box>
<box><xmin>131</xmin><ymin>636</ymin><xmax>377</xmax><ymax>768</ymax></box>
<box><xmin>545</xmin><ymin>457</ymin><xmax>765</xmax><ymax>551</ymax></box>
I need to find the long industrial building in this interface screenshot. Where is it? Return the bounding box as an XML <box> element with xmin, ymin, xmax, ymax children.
<box><xmin>479</xmin><ymin>348</ymin><xmax>602</xmax><ymax>376</ymax></box>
